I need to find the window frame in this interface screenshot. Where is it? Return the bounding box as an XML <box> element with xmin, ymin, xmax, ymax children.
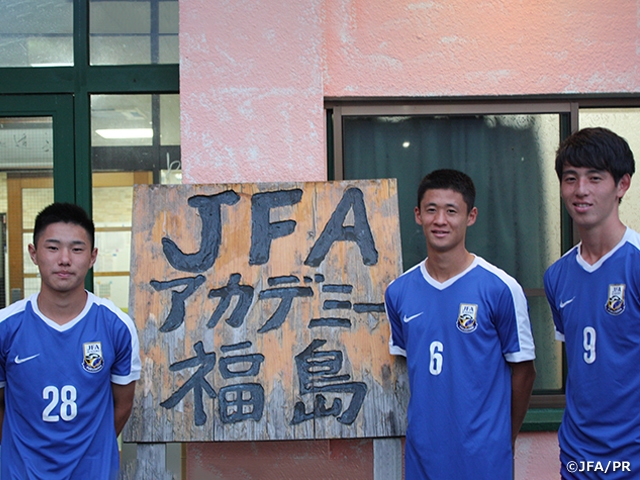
<box><xmin>326</xmin><ymin>97</ymin><xmax>640</xmax><ymax>427</ymax></box>
<box><xmin>0</xmin><ymin>0</ymin><xmax>179</xmax><ymax>289</ymax></box>
<box><xmin>0</xmin><ymin>0</ymin><xmax>179</xmax><ymax>211</ymax></box>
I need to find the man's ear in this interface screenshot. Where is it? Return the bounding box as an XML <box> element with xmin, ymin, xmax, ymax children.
<box><xmin>90</xmin><ymin>247</ymin><xmax>98</xmax><ymax>268</ymax></box>
<box><xmin>466</xmin><ymin>207</ymin><xmax>478</xmax><ymax>227</ymax></box>
<box><xmin>414</xmin><ymin>205</ymin><xmax>422</xmax><ymax>225</ymax></box>
<box><xmin>617</xmin><ymin>173</ymin><xmax>632</xmax><ymax>201</ymax></box>
<box><xmin>28</xmin><ymin>243</ymin><xmax>38</xmax><ymax>265</ymax></box>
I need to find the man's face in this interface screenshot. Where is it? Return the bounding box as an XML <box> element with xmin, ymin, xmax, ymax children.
<box><xmin>414</xmin><ymin>188</ymin><xmax>477</xmax><ymax>255</ymax></box>
<box><xmin>560</xmin><ymin>165</ymin><xmax>630</xmax><ymax>231</ymax></box>
<box><xmin>28</xmin><ymin>222</ymin><xmax>97</xmax><ymax>296</ymax></box>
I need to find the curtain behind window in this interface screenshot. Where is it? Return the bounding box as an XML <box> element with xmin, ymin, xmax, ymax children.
<box><xmin>343</xmin><ymin>114</ymin><xmax>563</xmax><ymax>392</ymax></box>
<box><xmin>343</xmin><ymin>114</ymin><xmax>553</xmax><ymax>288</ymax></box>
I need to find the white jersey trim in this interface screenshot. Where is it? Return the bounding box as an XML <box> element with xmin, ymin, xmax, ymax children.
<box><xmin>384</xmin><ymin>295</ymin><xmax>408</xmax><ymax>357</ymax></box>
<box><xmin>419</xmin><ymin>256</ymin><xmax>479</xmax><ymax>290</ymax></box>
<box><xmin>575</xmin><ymin>227</ymin><xmax>635</xmax><ymax>272</ymax></box>
<box><xmin>30</xmin><ymin>292</ymin><xmax>93</xmax><ymax>331</ymax></box>
<box><xmin>389</xmin><ymin>255</ymin><xmax>535</xmax><ymax>362</ymax></box>
<box><xmin>474</xmin><ymin>257</ymin><xmax>536</xmax><ymax>363</ymax></box>
<box><xmin>389</xmin><ymin>341</ymin><xmax>406</xmax><ymax>357</ymax></box>
<box><xmin>23</xmin><ymin>292</ymin><xmax>141</xmax><ymax>383</ymax></box>
<box><xmin>0</xmin><ymin>297</ymin><xmax>28</xmax><ymax>324</ymax></box>
<box><xmin>90</xmin><ymin>294</ymin><xmax>142</xmax><ymax>384</ymax></box>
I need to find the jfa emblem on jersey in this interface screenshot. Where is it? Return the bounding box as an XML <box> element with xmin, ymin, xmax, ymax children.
<box><xmin>83</xmin><ymin>342</ymin><xmax>104</xmax><ymax>373</ymax></box>
<box><xmin>457</xmin><ymin>303</ymin><xmax>478</xmax><ymax>333</ymax></box>
<box><xmin>605</xmin><ymin>284</ymin><xmax>626</xmax><ymax>315</ymax></box>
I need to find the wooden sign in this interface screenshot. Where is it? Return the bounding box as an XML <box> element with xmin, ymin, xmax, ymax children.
<box><xmin>123</xmin><ymin>179</ymin><xmax>408</xmax><ymax>442</ymax></box>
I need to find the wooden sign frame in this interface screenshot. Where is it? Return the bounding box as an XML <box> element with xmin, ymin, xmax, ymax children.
<box><xmin>123</xmin><ymin>179</ymin><xmax>408</xmax><ymax>442</ymax></box>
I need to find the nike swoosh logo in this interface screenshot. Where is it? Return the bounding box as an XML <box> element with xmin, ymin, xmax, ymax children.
<box><xmin>559</xmin><ymin>297</ymin><xmax>576</xmax><ymax>309</ymax></box>
<box><xmin>15</xmin><ymin>354</ymin><xmax>40</xmax><ymax>364</ymax></box>
<box><xmin>403</xmin><ymin>312</ymin><xmax>424</xmax><ymax>323</ymax></box>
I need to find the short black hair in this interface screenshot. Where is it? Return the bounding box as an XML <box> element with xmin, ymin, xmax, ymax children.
<box><xmin>417</xmin><ymin>169</ymin><xmax>476</xmax><ymax>213</ymax></box>
<box><xmin>555</xmin><ymin>127</ymin><xmax>635</xmax><ymax>183</ymax></box>
<box><xmin>33</xmin><ymin>202</ymin><xmax>95</xmax><ymax>248</ymax></box>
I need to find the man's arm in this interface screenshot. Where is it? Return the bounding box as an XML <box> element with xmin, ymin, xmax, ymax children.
<box><xmin>510</xmin><ymin>360</ymin><xmax>536</xmax><ymax>448</ymax></box>
<box><xmin>112</xmin><ymin>382</ymin><xmax>136</xmax><ymax>436</ymax></box>
<box><xmin>0</xmin><ymin>387</ymin><xmax>4</xmax><ymax>442</ymax></box>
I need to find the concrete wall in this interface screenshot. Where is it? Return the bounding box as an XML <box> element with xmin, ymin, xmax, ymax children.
<box><xmin>180</xmin><ymin>0</ymin><xmax>326</xmax><ymax>184</ymax></box>
<box><xmin>181</xmin><ymin>0</ymin><xmax>640</xmax><ymax>187</ymax></box>
<box><xmin>179</xmin><ymin>1</ymin><xmax>639</xmax><ymax>478</ymax></box>
<box><xmin>324</xmin><ymin>0</ymin><xmax>639</xmax><ymax>97</ymax></box>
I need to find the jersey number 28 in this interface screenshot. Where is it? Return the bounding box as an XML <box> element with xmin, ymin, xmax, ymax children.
<box><xmin>42</xmin><ymin>385</ymin><xmax>78</xmax><ymax>422</ymax></box>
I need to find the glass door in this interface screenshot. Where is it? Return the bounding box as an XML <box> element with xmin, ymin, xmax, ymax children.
<box><xmin>0</xmin><ymin>95</ymin><xmax>74</xmax><ymax>305</ymax></box>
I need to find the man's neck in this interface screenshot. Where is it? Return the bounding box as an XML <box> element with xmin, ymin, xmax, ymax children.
<box><xmin>578</xmin><ymin>220</ymin><xmax>626</xmax><ymax>265</ymax></box>
<box><xmin>37</xmin><ymin>288</ymin><xmax>88</xmax><ymax>326</ymax></box>
<box><xmin>426</xmin><ymin>249</ymin><xmax>474</xmax><ymax>283</ymax></box>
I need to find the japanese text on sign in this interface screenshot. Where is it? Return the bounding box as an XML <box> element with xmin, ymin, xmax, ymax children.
<box><xmin>124</xmin><ymin>180</ymin><xmax>408</xmax><ymax>443</ymax></box>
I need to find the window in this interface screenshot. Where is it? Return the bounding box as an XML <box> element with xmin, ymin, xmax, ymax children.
<box><xmin>328</xmin><ymin>100</ymin><xmax>640</xmax><ymax>412</ymax></box>
<box><xmin>0</xmin><ymin>0</ymin><xmax>73</xmax><ymax>68</ymax></box>
<box><xmin>0</xmin><ymin>1</ymin><xmax>181</xmax><ymax>476</ymax></box>
<box><xmin>91</xmin><ymin>93</ymin><xmax>181</xmax><ymax>311</ymax></box>
<box><xmin>90</xmin><ymin>0</ymin><xmax>179</xmax><ymax>65</ymax></box>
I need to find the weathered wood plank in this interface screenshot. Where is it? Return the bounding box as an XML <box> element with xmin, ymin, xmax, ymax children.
<box><xmin>123</xmin><ymin>180</ymin><xmax>408</xmax><ymax>442</ymax></box>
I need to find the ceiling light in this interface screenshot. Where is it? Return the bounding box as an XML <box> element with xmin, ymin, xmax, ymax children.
<box><xmin>96</xmin><ymin>128</ymin><xmax>153</xmax><ymax>139</ymax></box>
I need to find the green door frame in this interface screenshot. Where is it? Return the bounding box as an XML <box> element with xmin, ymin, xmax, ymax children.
<box><xmin>0</xmin><ymin>94</ymin><xmax>76</xmax><ymax>203</ymax></box>
<box><xmin>0</xmin><ymin>0</ymin><xmax>180</xmax><ymax>214</ymax></box>
<box><xmin>0</xmin><ymin>1</ymin><xmax>179</xmax><ymax>291</ymax></box>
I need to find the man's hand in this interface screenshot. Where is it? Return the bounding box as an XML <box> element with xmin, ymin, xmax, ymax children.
<box><xmin>112</xmin><ymin>382</ymin><xmax>136</xmax><ymax>436</ymax></box>
<box><xmin>510</xmin><ymin>360</ymin><xmax>536</xmax><ymax>449</ymax></box>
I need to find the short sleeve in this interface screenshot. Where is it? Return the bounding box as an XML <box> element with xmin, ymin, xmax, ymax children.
<box><xmin>385</xmin><ymin>283</ymin><xmax>407</xmax><ymax>357</ymax></box>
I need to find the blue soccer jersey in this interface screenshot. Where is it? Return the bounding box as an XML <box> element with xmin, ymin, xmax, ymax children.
<box><xmin>545</xmin><ymin>228</ymin><xmax>640</xmax><ymax>480</ymax></box>
<box><xmin>385</xmin><ymin>256</ymin><xmax>535</xmax><ymax>480</ymax></box>
<box><xmin>0</xmin><ymin>292</ymin><xmax>141</xmax><ymax>480</ymax></box>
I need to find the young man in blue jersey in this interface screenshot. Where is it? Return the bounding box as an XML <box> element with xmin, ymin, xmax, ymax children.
<box><xmin>385</xmin><ymin>169</ymin><xmax>536</xmax><ymax>479</ymax></box>
<box><xmin>544</xmin><ymin>127</ymin><xmax>639</xmax><ymax>479</ymax></box>
<box><xmin>0</xmin><ymin>202</ymin><xmax>141</xmax><ymax>480</ymax></box>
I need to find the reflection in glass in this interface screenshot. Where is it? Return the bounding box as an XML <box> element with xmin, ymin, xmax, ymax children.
<box><xmin>0</xmin><ymin>117</ymin><xmax>54</xmax><ymax>304</ymax></box>
<box><xmin>91</xmin><ymin>94</ymin><xmax>180</xmax><ymax>310</ymax></box>
<box><xmin>343</xmin><ymin>114</ymin><xmax>561</xmax><ymax>284</ymax></box>
<box><xmin>0</xmin><ymin>0</ymin><xmax>73</xmax><ymax>67</ymax></box>
<box><xmin>90</xmin><ymin>0</ymin><xmax>179</xmax><ymax>66</ymax></box>
<box><xmin>92</xmin><ymin>95</ymin><xmax>153</xmax><ymax>147</ymax></box>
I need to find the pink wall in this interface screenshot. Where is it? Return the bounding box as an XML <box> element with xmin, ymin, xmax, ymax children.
<box><xmin>179</xmin><ymin>1</ymin><xmax>632</xmax><ymax>478</ymax></box>
<box><xmin>181</xmin><ymin>0</ymin><xmax>640</xmax><ymax>184</ymax></box>
<box><xmin>324</xmin><ymin>0</ymin><xmax>640</xmax><ymax>97</ymax></box>
<box><xmin>180</xmin><ymin>0</ymin><xmax>326</xmax><ymax>184</ymax></box>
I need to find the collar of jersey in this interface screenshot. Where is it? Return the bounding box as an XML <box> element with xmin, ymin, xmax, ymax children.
<box><xmin>420</xmin><ymin>254</ymin><xmax>479</xmax><ymax>290</ymax></box>
<box><xmin>30</xmin><ymin>291</ymin><xmax>93</xmax><ymax>332</ymax></box>
<box><xmin>575</xmin><ymin>227</ymin><xmax>629</xmax><ymax>273</ymax></box>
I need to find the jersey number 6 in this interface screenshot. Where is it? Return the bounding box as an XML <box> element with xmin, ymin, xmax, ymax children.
<box><xmin>429</xmin><ymin>341</ymin><xmax>444</xmax><ymax>375</ymax></box>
